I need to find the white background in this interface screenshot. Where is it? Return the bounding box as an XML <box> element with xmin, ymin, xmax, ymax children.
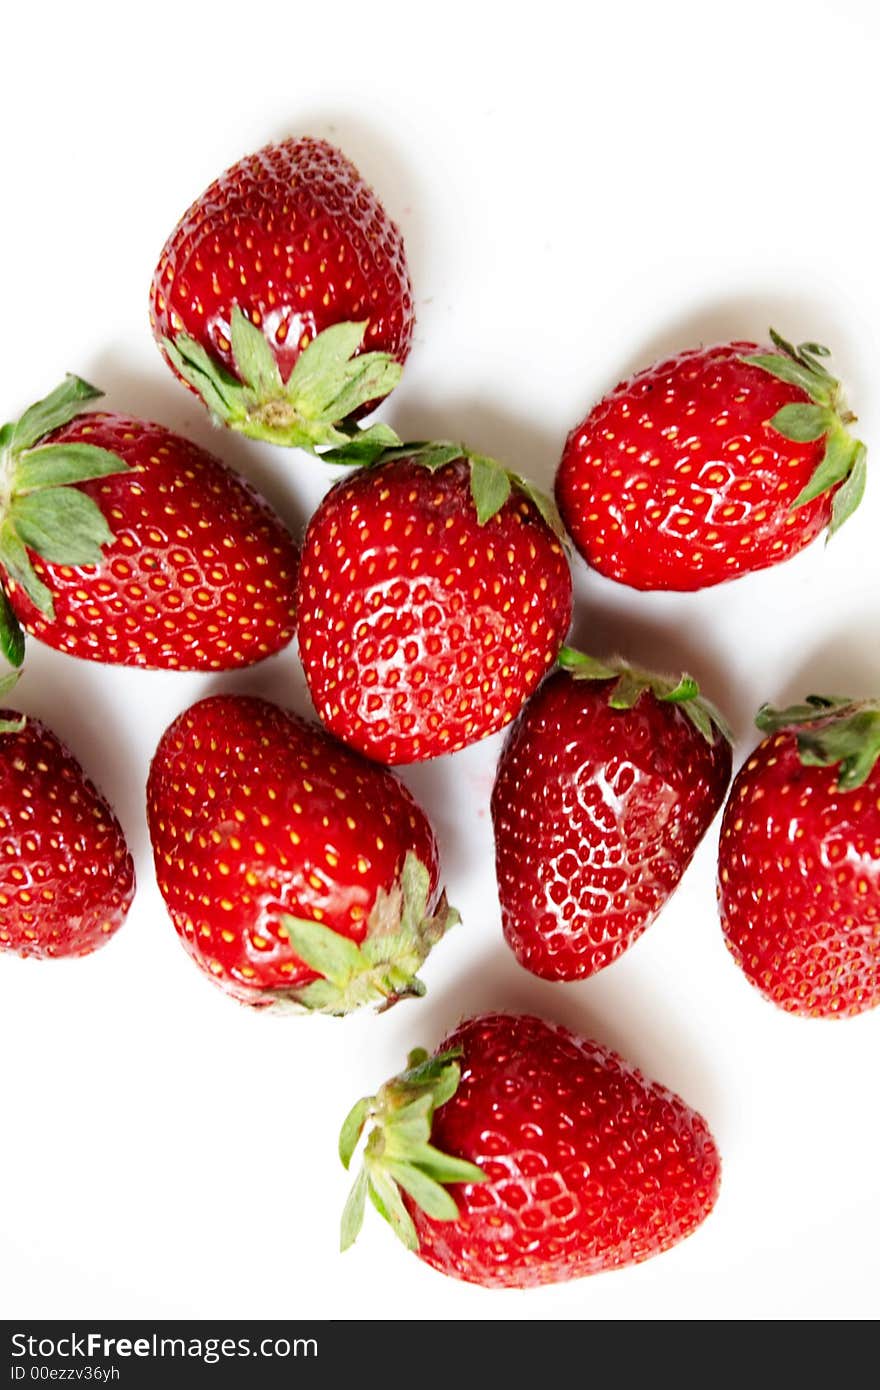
<box><xmin>1</xmin><ymin>0</ymin><xmax>878</xmax><ymax>1321</ymax></box>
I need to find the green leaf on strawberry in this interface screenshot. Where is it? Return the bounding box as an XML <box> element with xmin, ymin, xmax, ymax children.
<box><xmin>15</xmin><ymin>442</ymin><xmax>132</xmax><ymax>492</ymax></box>
<box><xmin>288</xmin><ymin>321</ymin><xmax>400</xmax><ymax>424</ymax></box>
<box><xmin>326</xmin><ymin>421</ymin><xmax>566</xmax><ymax>536</ymax></box>
<box><xmin>162</xmin><ymin>336</ymin><xmax>245</xmax><ymax>422</ymax></box>
<box><xmin>320</xmin><ymin>422</ymin><xmax>402</xmax><ymax>467</ymax></box>
<box><xmin>350</xmin><ymin>439</ymin><xmax>565</xmax><ymax>535</ymax></box>
<box><xmin>742</xmin><ymin>331</ymin><xmax>866</xmax><ymax>532</ymax></box>
<box><xmin>790</xmin><ymin>428</ymin><xmax>859</xmax><ymax>509</ymax></box>
<box><xmin>339</xmin><ymin>1168</ymin><xmax>370</xmax><ymax>1252</ymax></box>
<box><xmin>469</xmin><ymin>454</ymin><xmax>512</xmax><ymax>523</ymax></box>
<box><xmin>275</xmin><ymin>851</ymin><xmax>459</xmax><ymax>1015</ymax></box>
<box><xmin>163</xmin><ymin>312</ymin><xmax>403</xmax><ymax>454</ymax></box>
<box><xmin>366</xmin><ymin>441</ymin><xmax>467</xmax><ymax>472</ymax></box>
<box><xmin>338</xmin><ymin>1097</ymin><xmax>371</xmax><ymax>1170</ymax></box>
<box><xmin>11</xmin><ymin>488</ymin><xmax>115</xmax><ymax>567</ymax></box>
<box><xmin>558</xmin><ymin>646</ymin><xmax>733</xmax><ymax>745</ymax></box>
<box><xmin>229</xmin><ymin>307</ymin><xmax>283</xmax><ymax>398</ymax></box>
<box><xmin>769</xmin><ymin>403</ymin><xmax>835</xmax><ymax>442</ymax></box>
<box><xmin>829</xmin><ymin>442</ymin><xmax>867</xmax><ymax>535</ymax></box>
<box><xmin>0</xmin><ymin>378</ymin><xmax>129</xmax><ymax>650</ymax></box>
<box><xmin>756</xmin><ymin>694</ymin><xmax>880</xmax><ymax>790</ymax></box>
<box><xmin>279</xmin><ymin>918</ymin><xmax>366</xmax><ymax>989</ymax></box>
<box><xmin>0</xmin><ymin>524</ymin><xmax>55</xmax><ymax>618</ymax></box>
<box><xmin>743</xmin><ymin>353</ymin><xmax>831</xmax><ymax>402</ymax></box>
<box><xmin>11</xmin><ymin>375</ymin><xmax>103</xmax><ymax>452</ymax></box>
<box><xmin>0</xmin><ymin>588</ymin><xmax>25</xmax><ymax>669</ymax></box>
<box><xmin>513</xmin><ymin>476</ymin><xmax>567</xmax><ymax>538</ymax></box>
<box><xmin>339</xmin><ymin>1043</ymin><xmax>486</xmax><ymax>1253</ymax></box>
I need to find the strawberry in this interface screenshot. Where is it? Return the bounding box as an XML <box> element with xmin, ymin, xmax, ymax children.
<box><xmin>151</xmin><ymin>137</ymin><xmax>411</xmax><ymax>456</ymax></box>
<box><xmin>718</xmin><ymin>695</ymin><xmax>880</xmax><ymax>1017</ymax></box>
<box><xmin>0</xmin><ymin>681</ymin><xmax>135</xmax><ymax>958</ymax></box>
<box><xmin>0</xmin><ymin>376</ymin><xmax>298</xmax><ymax>670</ymax></box>
<box><xmin>492</xmin><ymin>650</ymin><xmax>732</xmax><ymax>981</ymax></box>
<box><xmin>555</xmin><ymin>331</ymin><xmax>866</xmax><ymax>590</ymax></box>
<box><xmin>339</xmin><ymin>1012</ymin><xmax>720</xmax><ymax>1287</ymax></box>
<box><xmin>296</xmin><ymin>445</ymin><xmax>572</xmax><ymax>764</ymax></box>
<box><xmin>146</xmin><ymin>694</ymin><xmax>458</xmax><ymax>1012</ymax></box>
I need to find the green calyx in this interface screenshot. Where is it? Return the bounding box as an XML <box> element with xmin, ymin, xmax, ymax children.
<box><xmin>165</xmin><ymin>310</ymin><xmax>561</xmax><ymax>532</ymax></box>
<box><xmin>327</xmin><ymin>436</ymin><xmax>565</xmax><ymax>537</ymax></box>
<box><xmin>0</xmin><ymin>375</ymin><xmax>129</xmax><ymax>663</ymax></box>
<box><xmin>0</xmin><ymin>668</ymin><xmax>25</xmax><ymax>734</ymax></box>
<box><xmin>558</xmin><ymin>646</ymin><xmax>733</xmax><ymax>746</ymax></box>
<box><xmin>338</xmin><ymin>1044</ymin><xmax>486</xmax><ymax>1253</ymax></box>
<box><xmin>267</xmin><ymin>853</ymin><xmax>459</xmax><ymax>1016</ymax></box>
<box><xmin>163</xmin><ymin>311</ymin><xmax>403</xmax><ymax>453</ymax></box>
<box><xmin>756</xmin><ymin>694</ymin><xmax>880</xmax><ymax>790</ymax></box>
<box><xmin>740</xmin><ymin>329</ymin><xmax>866</xmax><ymax>536</ymax></box>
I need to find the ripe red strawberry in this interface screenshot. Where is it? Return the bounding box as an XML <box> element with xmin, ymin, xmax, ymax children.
<box><xmin>0</xmin><ymin>691</ymin><xmax>135</xmax><ymax>958</ymax></box>
<box><xmin>297</xmin><ymin>446</ymin><xmax>572</xmax><ymax>764</ymax></box>
<box><xmin>146</xmin><ymin>694</ymin><xmax>458</xmax><ymax>1012</ymax></box>
<box><xmin>556</xmin><ymin>332</ymin><xmax>866</xmax><ymax>590</ymax></box>
<box><xmin>719</xmin><ymin>695</ymin><xmax>880</xmax><ymax>1017</ymax></box>
<box><xmin>0</xmin><ymin>376</ymin><xmax>298</xmax><ymax>670</ymax></box>
<box><xmin>492</xmin><ymin>651</ymin><xmax>732</xmax><ymax>980</ymax></box>
<box><xmin>151</xmin><ymin>137</ymin><xmax>412</xmax><ymax>455</ymax></box>
<box><xmin>339</xmin><ymin>1012</ymin><xmax>720</xmax><ymax>1287</ymax></box>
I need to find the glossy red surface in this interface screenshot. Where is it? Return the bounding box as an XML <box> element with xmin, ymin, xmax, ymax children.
<box><xmin>3</xmin><ymin>413</ymin><xmax>299</xmax><ymax>670</ymax></box>
<box><xmin>556</xmin><ymin>342</ymin><xmax>831</xmax><ymax>590</ymax></box>
<box><xmin>719</xmin><ymin>730</ymin><xmax>880</xmax><ymax>1017</ymax></box>
<box><xmin>0</xmin><ymin>716</ymin><xmax>134</xmax><ymax>958</ymax></box>
<box><xmin>146</xmin><ymin>695</ymin><xmax>439</xmax><ymax>1002</ymax></box>
<box><xmin>409</xmin><ymin>1014</ymin><xmax>720</xmax><ymax>1288</ymax></box>
<box><xmin>492</xmin><ymin>672</ymin><xmax>731</xmax><ymax>979</ymax></box>
<box><xmin>150</xmin><ymin>137</ymin><xmax>414</xmax><ymax>387</ymax></box>
<box><xmin>297</xmin><ymin>458</ymin><xmax>573</xmax><ymax>764</ymax></box>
